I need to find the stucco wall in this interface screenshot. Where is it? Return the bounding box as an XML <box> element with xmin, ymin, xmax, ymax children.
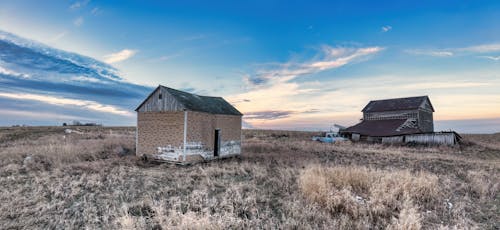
<box><xmin>136</xmin><ymin>111</ymin><xmax>184</xmax><ymax>156</ymax></box>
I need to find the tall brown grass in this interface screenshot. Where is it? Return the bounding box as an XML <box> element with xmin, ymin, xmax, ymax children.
<box><xmin>0</xmin><ymin>127</ymin><xmax>498</xmax><ymax>229</ymax></box>
<box><xmin>299</xmin><ymin>165</ymin><xmax>440</xmax><ymax>229</ymax></box>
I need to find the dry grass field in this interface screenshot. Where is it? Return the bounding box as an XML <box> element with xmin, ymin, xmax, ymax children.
<box><xmin>0</xmin><ymin>127</ymin><xmax>498</xmax><ymax>229</ymax></box>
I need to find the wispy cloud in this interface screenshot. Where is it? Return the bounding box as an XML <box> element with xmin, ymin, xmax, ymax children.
<box><xmin>405</xmin><ymin>49</ymin><xmax>454</xmax><ymax>57</ymax></box>
<box><xmin>103</xmin><ymin>49</ymin><xmax>138</xmax><ymax>64</ymax></box>
<box><xmin>230</xmin><ymin>68</ymin><xmax>500</xmax><ymax>130</ymax></box>
<box><xmin>478</xmin><ymin>55</ymin><xmax>500</xmax><ymax>61</ymax></box>
<box><xmin>406</xmin><ymin>43</ymin><xmax>500</xmax><ymax>58</ymax></box>
<box><xmin>50</xmin><ymin>31</ymin><xmax>67</xmax><ymax>42</ymax></box>
<box><xmin>381</xmin><ymin>25</ymin><xmax>392</xmax><ymax>32</ymax></box>
<box><xmin>70</xmin><ymin>0</ymin><xmax>90</xmax><ymax>10</ymax></box>
<box><xmin>73</xmin><ymin>17</ymin><xmax>84</xmax><ymax>27</ymax></box>
<box><xmin>70</xmin><ymin>76</ymin><xmax>104</xmax><ymax>83</ymax></box>
<box><xmin>233</xmin><ymin>44</ymin><xmax>384</xmax><ymax>126</ymax></box>
<box><xmin>91</xmin><ymin>7</ymin><xmax>102</xmax><ymax>16</ymax></box>
<box><xmin>245</xmin><ymin>45</ymin><xmax>384</xmax><ymax>87</ymax></box>
<box><xmin>0</xmin><ymin>66</ymin><xmax>30</xmax><ymax>79</ymax></box>
<box><xmin>458</xmin><ymin>43</ymin><xmax>500</xmax><ymax>53</ymax></box>
<box><xmin>0</xmin><ymin>109</ymin><xmax>87</xmax><ymax>120</ymax></box>
<box><xmin>0</xmin><ymin>92</ymin><xmax>132</xmax><ymax>116</ymax></box>
<box><xmin>149</xmin><ymin>52</ymin><xmax>183</xmax><ymax>62</ymax></box>
<box><xmin>245</xmin><ymin>110</ymin><xmax>295</xmax><ymax>120</ymax></box>
<box><xmin>245</xmin><ymin>109</ymin><xmax>321</xmax><ymax>120</ymax></box>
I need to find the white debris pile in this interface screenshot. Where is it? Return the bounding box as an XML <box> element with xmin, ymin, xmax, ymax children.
<box><xmin>64</xmin><ymin>128</ymin><xmax>83</xmax><ymax>134</ymax></box>
<box><xmin>23</xmin><ymin>155</ymin><xmax>33</xmax><ymax>167</ymax></box>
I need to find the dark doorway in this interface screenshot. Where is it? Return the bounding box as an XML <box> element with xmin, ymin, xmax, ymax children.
<box><xmin>214</xmin><ymin>129</ymin><xmax>220</xmax><ymax>157</ymax></box>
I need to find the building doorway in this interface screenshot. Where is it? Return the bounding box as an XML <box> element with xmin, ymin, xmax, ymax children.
<box><xmin>214</xmin><ymin>129</ymin><xmax>220</xmax><ymax>157</ymax></box>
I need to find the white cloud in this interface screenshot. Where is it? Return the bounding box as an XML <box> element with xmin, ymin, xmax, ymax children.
<box><xmin>73</xmin><ymin>17</ymin><xmax>84</xmax><ymax>27</ymax></box>
<box><xmin>0</xmin><ymin>66</ymin><xmax>30</xmax><ymax>79</ymax></box>
<box><xmin>459</xmin><ymin>43</ymin><xmax>500</xmax><ymax>53</ymax></box>
<box><xmin>309</xmin><ymin>46</ymin><xmax>383</xmax><ymax>71</ymax></box>
<box><xmin>230</xmin><ymin>69</ymin><xmax>500</xmax><ymax>130</ymax></box>
<box><xmin>70</xmin><ymin>76</ymin><xmax>104</xmax><ymax>83</ymax></box>
<box><xmin>245</xmin><ymin>45</ymin><xmax>384</xmax><ymax>87</ymax></box>
<box><xmin>232</xmin><ymin>45</ymin><xmax>385</xmax><ymax>129</ymax></box>
<box><xmin>478</xmin><ymin>55</ymin><xmax>500</xmax><ymax>61</ymax></box>
<box><xmin>70</xmin><ymin>0</ymin><xmax>90</xmax><ymax>10</ymax></box>
<box><xmin>381</xmin><ymin>25</ymin><xmax>392</xmax><ymax>32</ymax></box>
<box><xmin>405</xmin><ymin>49</ymin><xmax>454</xmax><ymax>57</ymax></box>
<box><xmin>406</xmin><ymin>43</ymin><xmax>500</xmax><ymax>58</ymax></box>
<box><xmin>50</xmin><ymin>31</ymin><xmax>67</xmax><ymax>42</ymax></box>
<box><xmin>0</xmin><ymin>109</ymin><xmax>86</xmax><ymax>120</ymax></box>
<box><xmin>91</xmin><ymin>7</ymin><xmax>102</xmax><ymax>16</ymax></box>
<box><xmin>0</xmin><ymin>92</ymin><xmax>132</xmax><ymax>116</ymax></box>
<box><xmin>103</xmin><ymin>49</ymin><xmax>138</xmax><ymax>64</ymax></box>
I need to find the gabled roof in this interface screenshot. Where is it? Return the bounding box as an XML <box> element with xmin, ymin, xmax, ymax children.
<box><xmin>343</xmin><ymin>119</ymin><xmax>422</xmax><ymax>137</ymax></box>
<box><xmin>362</xmin><ymin>96</ymin><xmax>434</xmax><ymax>113</ymax></box>
<box><xmin>135</xmin><ymin>85</ymin><xmax>243</xmax><ymax>116</ymax></box>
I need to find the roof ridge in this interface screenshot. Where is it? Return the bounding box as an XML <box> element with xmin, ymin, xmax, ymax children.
<box><xmin>150</xmin><ymin>85</ymin><xmax>242</xmax><ymax>115</ymax></box>
<box><xmin>369</xmin><ymin>95</ymin><xmax>428</xmax><ymax>102</ymax></box>
<box><xmin>362</xmin><ymin>96</ymin><xmax>432</xmax><ymax>113</ymax></box>
<box><xmin>160</xmin><ymin>85</ymin><xmax>220</xmax><ymax>98</ymax></box>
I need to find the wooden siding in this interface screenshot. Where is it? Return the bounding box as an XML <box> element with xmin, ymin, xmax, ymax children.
<box><xmin>419</xmin><ymin>99</ymin><xmax>434</xmax><ymax>112</ymax></box>
<box><xmin>382</xmin><ymin>136</ymin><xmax>404</xmax><ymax>144</ymax></box>
<box><xmin>418</xmin><ymin>109</ymin><xmax>434</xmax><ymax>132</ymax></box>
<box><xmin>405</xmin><ymin>133</ymin><xmax>458</xmax><ymax>145</ymax></box>
<box><xmin>362</xmin><ymin>104</ymin><xmax>434</xmax><ymax>133</ymax></box>
<box><xmin>136</xmin><ymin>87</ymin><xmax>185</xmax><ymax>112</ymax></box>
<box><xmin>352</xmin><ymin>133</ymin><xmax>360</xmax><ymax>141</ymax></box>
<box><xmin>364</xmin><ymin>110</ymin><xmax>418</xmax><ymax>120</ymax></box>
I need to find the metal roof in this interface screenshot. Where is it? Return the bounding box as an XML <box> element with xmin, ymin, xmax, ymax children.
<box><xmin>135</xmin><ymin>85</ymin><xmax>243</xmax><ymax>116</ymax></box>
<box><xmin>361</xmin><ymin>96</ymin><xmax>434</xmax><ymax>112</ymax></box>
<box><xmin>343</xmin><ymin>119</ymin><xmax>422</xmax><ymax>137</ymax></box>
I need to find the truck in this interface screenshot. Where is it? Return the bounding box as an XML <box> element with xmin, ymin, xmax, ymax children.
<box><xmin>312</xmin><ymin>132</ymin><xmax>348</xmax><ymax>143</ymax></box>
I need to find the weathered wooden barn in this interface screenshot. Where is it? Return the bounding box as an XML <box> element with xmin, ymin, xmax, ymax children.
<box><xmin>135</xmin><ymin>85</ymin><xmax>243</xmax><ymax>163</ymax></box>
<box><xmin>342</xmin><ymin>96</ymin><xmax>460</xmax><ymax>145</ymax></box>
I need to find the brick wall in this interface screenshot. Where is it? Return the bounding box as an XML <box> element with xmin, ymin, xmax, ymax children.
<box><xmin>186</xmin><ymin>111</ymin><xmax>242</xmax><ymax>150</ymax></box>
<box><xmin>137</xmin><ymin>110</ymin><xmax>242</xmax><ymax>158</ymax></box>
<box><xmin>136</xmin><ymin>111</ymin><xmax>184</xmax><ymax>156</ymax></box>
<box><xmin>215</xmin><ymin>114</ymin><xmax>242</xmax><ymax>142</ymax></box>
<box><xmin>186</xmin><ymin>111</ymin><xmax>215</xmax><ymax>149</ymax></box>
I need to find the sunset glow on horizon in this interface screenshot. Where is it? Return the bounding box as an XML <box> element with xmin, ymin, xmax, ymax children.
<box><xmin>0</xmin><ymin>0</ymin><xmax>499</xmax><ymax>133</ymax></box>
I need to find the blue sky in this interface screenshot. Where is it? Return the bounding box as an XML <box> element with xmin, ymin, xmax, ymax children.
<box><xmin>0</xmin><ymin>0</ymin><xmax>499</xmax><ymax>132</ymax></box>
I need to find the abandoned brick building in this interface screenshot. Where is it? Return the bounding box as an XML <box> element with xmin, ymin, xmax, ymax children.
<box><xmin>135</xmin><ymin>85</ymin><xmax>243</xmax><ymax>163</ymax></box>
<box><xmin>343</xmin><ymin>96</ymin><xmax>436</xmax><ymax>143</ymax></box>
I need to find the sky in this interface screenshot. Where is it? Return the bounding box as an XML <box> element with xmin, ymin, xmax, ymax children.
<box><xmin>0</xmin><ymin>0</ymin><xmax>499</xmax><ymax>133</ymax></box>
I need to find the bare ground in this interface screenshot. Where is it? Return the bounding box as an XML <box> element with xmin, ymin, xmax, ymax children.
<box><xmin>0</xmin><ymin>127</ymin><xmax>498</xmax><ymax>229</ymax></box>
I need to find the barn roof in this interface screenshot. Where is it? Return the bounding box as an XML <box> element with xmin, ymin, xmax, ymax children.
<box><xmin>361</xmin><ymin>96</ymin><xmax>434</xmax><ymax>112</ymax></box>
<box><xmin>342</xmin><ymin>119</ymin><xmax>422</xmax><ymax>137</ymax></box>
<box><xmin>135</xmin><ymin>85</ymin><xmax>243</xmax><ymax>116</ymax></box>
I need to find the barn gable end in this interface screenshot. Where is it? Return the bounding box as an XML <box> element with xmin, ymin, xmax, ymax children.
<box><xmin>343</xmin><ymin>95</ymin><xmax>436</xmax><ymax>140</ymax></box>
<box><xmin>135</xmin><ymin>86</ymin><xmax>185</xmax><ymax>112</ymax></box>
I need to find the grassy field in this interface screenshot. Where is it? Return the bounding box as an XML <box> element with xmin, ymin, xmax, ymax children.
<box><xmin>0</xmin><ymin>127</ymin><xmax>498</xmax><ymax>229</ymax></box>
